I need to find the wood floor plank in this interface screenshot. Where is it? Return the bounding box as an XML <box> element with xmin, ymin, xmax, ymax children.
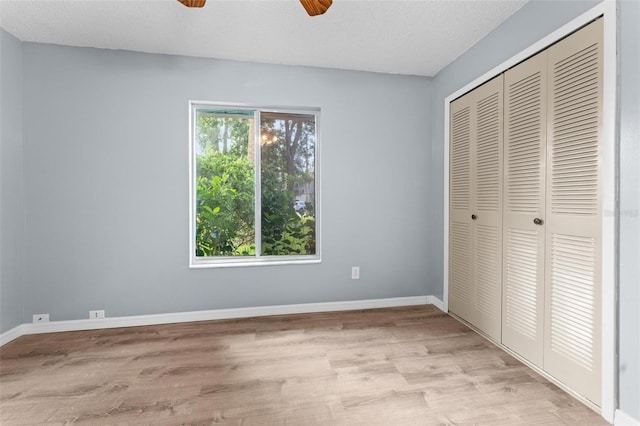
<box><xmin>0</xmin><ymin>305</ymin><xmax>606</xmax><ymax>425</ymax></box>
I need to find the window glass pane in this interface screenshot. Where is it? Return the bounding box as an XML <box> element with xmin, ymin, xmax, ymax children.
<box><xmin>194</xmin><ymin>109</ymin><xmax>255</xmax><ymax>257</ymax></box>
<box><xmin>260</xmin><ymin>112</ymin><xmax>316</xmax><ymax>255</ymax></box>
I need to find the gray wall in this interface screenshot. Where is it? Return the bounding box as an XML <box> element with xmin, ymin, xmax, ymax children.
<box><xmin>0</xmin><ymin>29</ymin><xmax>23</xmax><ymax>334</ymax></box>
<box><xmin>618</xmin><ymin>0</ymin><xmax>640</xmax><ymax>418</ymax></box>
<box><xmin>20</xmin><ymin>42</ymin><xmax>432</xmax><ymax>321</ymax></box>
<box><xmin>428</xmin><ymin>0</ymin><xmax>639</xmax><ymax>419</ymax></box>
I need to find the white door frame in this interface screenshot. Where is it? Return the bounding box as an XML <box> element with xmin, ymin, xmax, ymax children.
<box><xmin>442</xmin><ymin>1</ymin><xmax>617</xmax><ymax>421</ymax></box>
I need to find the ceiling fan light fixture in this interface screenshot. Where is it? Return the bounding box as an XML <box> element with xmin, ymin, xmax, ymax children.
<box><xmin>299</xmin><ymin>0</ymin><xmax>333</xmax><ymax>16</ymax></box>
<box><xmin>178</xmin><ymin>0</ymin><xmax>207</xmax><ymax>8</ymax></box>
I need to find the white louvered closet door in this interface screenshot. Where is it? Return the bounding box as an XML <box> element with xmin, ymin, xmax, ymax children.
<box><xmin>544</xmin><ymin>18</ymin><xmax>603</xmax><ymax>405</ymax></box>
<box><xmin>502</xmin><ymin>51</ymin><xmax>548</xmax><ymax>367</ymax></box>
<box><xmin>470</xmin><ymin>76</ymin><xmax>503</xmax><ymax>341</ymax></box>
<box><xmin>449</xmin><ymin>92</ymin><xmax>473</xmax><ymax>323</ymax></box>
<box><xmin>449</xmin><ymin>76</ymin><xmax>503</xmax><ymax>341</ymax></box>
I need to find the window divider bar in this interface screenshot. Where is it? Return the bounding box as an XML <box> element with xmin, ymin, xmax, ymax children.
<box><xmin>254</xmin><ymin>110</ymin><xmax>262</xmax><ymax>258</ymax></box>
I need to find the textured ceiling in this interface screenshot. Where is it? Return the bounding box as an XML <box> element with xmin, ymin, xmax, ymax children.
<box><xmin>0</xmin><ymin>0</ymin><xmax>528</xmax><ymax>77</ymax></box>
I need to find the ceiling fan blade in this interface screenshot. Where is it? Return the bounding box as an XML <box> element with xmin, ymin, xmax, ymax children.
<box><xmin>178</xmin><ymin>0</ymin><xmax>206</xmax><ymax>7</ymax></box>
<box><xmin>299</xmin><ymin>0</ymin><xmax>332</xmax><ymax>16</ymax></box>
<box><xmin>178</xmin><ymin>0</ymin><xmax>331</xmax><ymax>15</ymax></box>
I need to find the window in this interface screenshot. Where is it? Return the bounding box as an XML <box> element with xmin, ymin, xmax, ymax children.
<box><xmin>189</xmin><ymin>103</ymin><xmax>320</xmax><ymax>267</ymax></box>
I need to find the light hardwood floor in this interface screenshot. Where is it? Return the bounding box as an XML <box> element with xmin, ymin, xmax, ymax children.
<box><xmin>0</xmin><ymin>305</ymin><xmax>606</xmax><ymax>425</ymax></box>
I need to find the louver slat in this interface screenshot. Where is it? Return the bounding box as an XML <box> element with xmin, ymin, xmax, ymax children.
<box><xmin>550</xmin><ymin>234</ymin><xmax>595</xmax><ymax>371</ymax></box>
<box><xmin>505</xmin><ymin>229</ymin><xmax>540</xmax><ymax>341</ymax></box>
<box><xmin>551</xmin><ymin>42</ymin><xmax>600</xmax><ymax>216</ymax></box>
<box><xmin>507</xmin><ymin>71</ymin><xmax>543</xmax><ymax>213</ymax></box>
<box><xmin>475</xmin><ymin>224</ymin><xmax>500</xmax><ymax>319</ymax></box>
<box><xmin>450</xmin><ymin>222</ymin><xmax>471</xmax><ymax>304</ymax></box>
<box><xmin>451</xmin><ymin>107</ymin><xmax>471</xmax><ymax>211</ymax></box>
<box><xmin>476</xmin><ymin>93</ymin><xmax>501</xmax><ymax>212</ymax></box>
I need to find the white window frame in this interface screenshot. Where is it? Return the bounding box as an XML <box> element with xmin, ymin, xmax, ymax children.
<box><xmin>188</xmin><ymin>102</ymin><xmax>322</xmax><ymax>268</ymax></box>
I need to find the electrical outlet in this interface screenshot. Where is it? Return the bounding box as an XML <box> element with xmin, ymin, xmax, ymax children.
<box><xmin>351</xmin><ymin>266</ymin><xmax>360</xmax><ymax>280</ymax></box>
<box><xmin>33</xmin><ymin>314</ymin><xmax>50</xmax><ymax>324</ymax></box>
<box><xmin>89</xmin><ymin>310</ymin><xmax>105</xmax><ymax>319</ymax></box>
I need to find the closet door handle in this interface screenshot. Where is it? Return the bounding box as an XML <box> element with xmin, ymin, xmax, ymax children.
<box><xmin>533</xmin><ymin>217</ymin><xmax>543</xmax><ymax>225</ymax></box>
<box><xmin>471</xmin><ymin>214</ymin><xmax>477</xmax><ymax>220</ymax></box>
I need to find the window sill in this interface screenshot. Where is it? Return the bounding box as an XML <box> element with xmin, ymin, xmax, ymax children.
<box><xmin>189</xmin><ymin>256</ymin><xmax>321</xmax><ymax>269</ymax></box>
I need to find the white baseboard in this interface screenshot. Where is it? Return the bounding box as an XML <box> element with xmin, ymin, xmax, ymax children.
<box><xmin>427</xmin><ymin>295</ymin><xmax>445</xmax><ymax>311</ymax></box>
<box><xmin>0</xmin><ymin>324</ymin><xmax>29</xmax><ymax>347</ymax></box>
<box><xmin>0</xmin><ymin>295</ymin><xmax>443</xmax><ymax>346</ymax></box>
<box><xmin>616</xmin><ymin>409</ymin><xmax>640</xmax><ymax>426</ymax></box>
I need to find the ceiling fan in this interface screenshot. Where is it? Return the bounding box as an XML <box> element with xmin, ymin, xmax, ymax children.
<box><xmin>178</xmin><ymin>0</ymin><xmax>332</xmax><ymax>16</ymax></box>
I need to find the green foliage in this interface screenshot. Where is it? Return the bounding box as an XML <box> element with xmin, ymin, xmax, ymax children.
<box><xmin>261</xmin><ymin>187</ymin><xmax>315</xmax><ymax>256</ymax></box>
<box><xmin>194</xmin><ymin>111</ymin><xmax>316</xmax><ymax>258</ymax></box>
<box><xmin>259</xmin><ymin>128</ymin><xmax>315</xmax><ymax>256</ymax></box>
<box><xmin>196</xmin><ymin>114</ymin><xmax>250</xmax><ymax>156</ymax></box>
<box><xmin>195</xmin><ymin>152</ymin><xmax>255</xmax><ymax>256</ymax></box>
